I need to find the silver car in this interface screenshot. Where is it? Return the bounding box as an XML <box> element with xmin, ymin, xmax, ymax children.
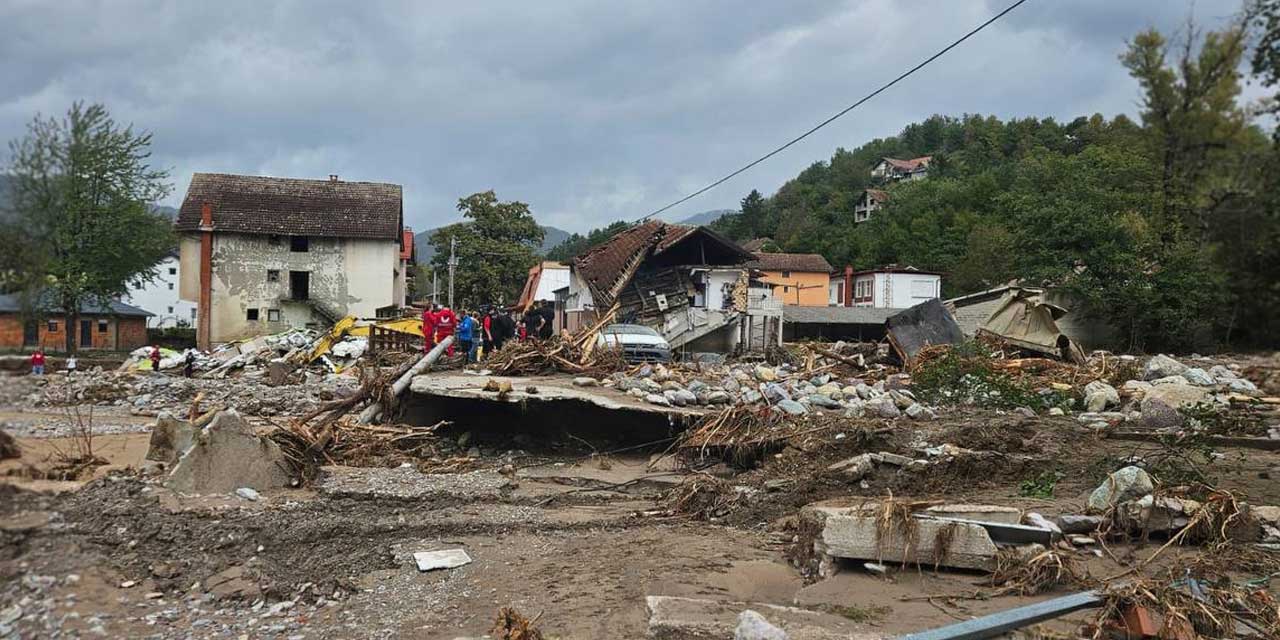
<box><xmin>597</xmin><ymin>324</ymin><xmax>672</xmax><ymax>363</ymax></box>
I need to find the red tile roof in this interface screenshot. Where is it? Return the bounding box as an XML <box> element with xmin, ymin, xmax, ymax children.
<box><xmin>881</xmin><ymin>156</ymin><xmax>932</xmax><ymax>172</ymax></box>
<box><xmin>748</xmin><ymin>252</ymin><xmax>833</xmax><ymax>273</ymax></box>
<box><xmin>175</xmin><ymin>173</ymin><xmax>402</xmax><ymax>240</ymax></box>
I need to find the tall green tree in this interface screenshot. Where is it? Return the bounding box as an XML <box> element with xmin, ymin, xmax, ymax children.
<box><xmin>6</xmin><ymin>102</ymin><xmax>173</xmax><ymax>353</ymax></box>
<box><xmin>429</xmin><ymin>190</ymin><xmax>543</xmax><ymax>308</ymax></box>
<box><xmin>1249</xmin><ymin>0</ymin><xmax>1280</xmax><ymax>138</ymax></box>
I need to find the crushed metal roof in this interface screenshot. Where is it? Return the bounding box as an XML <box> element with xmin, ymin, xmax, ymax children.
<box><xmin>175</xmin><ymin>173</ymin><xmax>402</xmax><ymax>240</ymax></box>
<box><xmin>748</xmin><ymin>252</ymin><xmax>833</xmax><ymax>273</ymax></box>
<box><xmin>572</xmin><ymin>221</ymin><xmax>752</xmax><ymax>307</ymax></box>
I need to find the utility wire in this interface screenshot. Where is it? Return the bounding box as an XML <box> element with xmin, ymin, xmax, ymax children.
<box><xmin>638</xmin><ymin>0</ymin><xmax>1032</xmax><ymax>222</ymax></box>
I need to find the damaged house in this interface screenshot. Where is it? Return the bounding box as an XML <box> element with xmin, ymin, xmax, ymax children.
<box><xmin>175</xmin><ymin>173</ymin><xmax>407</xmax><ymax>348</ymax></box>
<box><xmin>562</xmin><ymin>221</ymin><xmax>780</xmax><ymax>353</ymax></box>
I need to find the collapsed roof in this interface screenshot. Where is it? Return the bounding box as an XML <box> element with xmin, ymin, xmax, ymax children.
<box><xmin>571</xmin><ymin>221</ymin><xmax>754</xmax><ymax>308</ymax></box>
<box><xmin>175</xmin><ymin>173</ymin><xmax>403</xmax><ymax>241</ymax></box>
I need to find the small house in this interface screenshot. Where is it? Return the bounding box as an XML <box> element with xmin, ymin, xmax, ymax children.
<box><xmin>748</xmin><ymin>252</ymin><xmax>833</xmax><ymax>307</ymax></box>
<box><xmin>0</xmin><ymin>292</ymin><xmax>151</xmax><ymax>351</ymax></box>
<box><xmin>870</xmin><ymin>156</ymin><xmax>932</xmax><ymax>182</ymax></box>
<box><xmin>829</xmin><ymin>265</ymin><xmax>942</xmax><ymax>309</ymax></box>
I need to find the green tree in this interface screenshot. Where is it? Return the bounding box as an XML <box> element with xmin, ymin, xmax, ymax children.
<box><xmin>430</xmin><ymin>190</ymin><xmax>543</xmax><ymax>308</ymax></box>
<box><xmin>5</xmin><ymin>102</ymin><xmax>173</xmax><ymax>353</ymax></box>
<box><xmin>545</xmin><ymin>220</ymin><xmax>630</xmax><ymax>262</ymax></box>
<box><xmin>1249</xmin><ymin>0</ymin><xmax>1280</xmax><ymax>138</ymax></box>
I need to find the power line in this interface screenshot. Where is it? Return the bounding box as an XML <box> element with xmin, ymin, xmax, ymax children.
<box><xmin>638</xmin><ymin>0</ymin><xmax>1032</xmax><ymax>222</ymax></box>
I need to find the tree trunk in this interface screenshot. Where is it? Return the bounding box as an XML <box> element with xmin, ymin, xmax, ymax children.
<box><xmin>64</xmin><ymin>311</ymin><xmax>75</xmax><ymax>354</ymax></box>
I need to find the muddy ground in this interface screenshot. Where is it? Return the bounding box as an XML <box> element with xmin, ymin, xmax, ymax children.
<box><xmin>2</xmin><ymin>359</ymin><xmax>1280</xmax><ymax>639</ymax></box>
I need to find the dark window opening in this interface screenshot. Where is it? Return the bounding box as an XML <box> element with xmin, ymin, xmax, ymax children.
<box><xmin>23</xmin><ymin>321</ymin><xmax>38</xmax><ymax>346</ymax></box>
<box><xmin>781</xmin><ymin>270</ymin><xmax>791</xmax><ymax>278</ymax></box>
<box><xmin>268</xmin><ymin>309</ymin><xmax>281</xmax><ymax>322</ymax></box>
<box><xmin>268</xmin><ymin>235</ymin><xmax>282</xmax><ymax>246</ymax></box>
<box><xmin>247</xmin><ymin>308</ymin><xmax>260</xmax><ymax>321</ymax></box>
<box><xmin>167</xmin><ymin>283</ymin><xmax>174</xmax><ymax>290</ymax></box>
<box><xmin>290</xmin><ymin>271</ymin><xmax>310</xmax><ymax>301</ymax></box>
<box><xmin>47</xmin><ymin>319</ymin><xmax>58</xmax><ymax>332</ymax></box>
<box><xmin>267</xmin><ymin>270</ymin><xmax>280</xmax><ymax>283</ymax></box>
<box><xmin>290</xmin><ymin>236</ymin><xmax>309</xmax><ymax>252</ymax></box>
<box><xmin>168</xmin><ymin>267</ymin><xmax>177</xmax><ymax>275</ymax></box>
<box><xmin>79</xmin><ymin>320</ymin><xmax>92</xmax><ymax>347</ymax></box>
<box><xmin>98</xmin><ymin>319</ymin><xmax>108</xmax><ymax>333</ymax></box>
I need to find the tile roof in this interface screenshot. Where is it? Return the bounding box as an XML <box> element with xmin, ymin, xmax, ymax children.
<box><xmin>0</xmin><ymin>291</ymin><xmax>152</xmax><ymax>317</ymax></box>
<box><xmin>175</xmin><ymin>173</ymin><xmax>402</xmax><ymax>240</ymax></box>
<box><xmin>864</xmin><ymin>188</ymin><xmax>889</xmax><ymax>201</ymax></box>
<box><xmin>572</xmin><ymin>221</ymin><xmax>752</xmax><ymax>307</ymax></box>
<box><xmin>881</xmin><ymin>156</ymin><xmax>932</xmax><ymax>171</ymax></box>
<box><xmin>748</xmin><ymin>252</ymin><xmax>833</xmax><ymax>273</ymax></box>
<box><xmin>740</xmin><ymin>238</ymin><xmax>770</xmax><ymax>252</ymax></box>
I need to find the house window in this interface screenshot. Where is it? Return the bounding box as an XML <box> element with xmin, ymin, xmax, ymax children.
<box><xmin>290</xmin><ymin>271</ymin><xmax>310</xmax><ymax>300</ymax></box>
<box><xmin>267</xmin><ymin>270</ymin><xmax>280</xmax><ymax>283</ymax></box>
<box><xmin>290</xmin><ymin>236</ymin><xmax>309</xmax><ymax>252</ymax></box>
<box><xmin>98</xmin><ymin>319</ymin><xmax>108</xmax><ymax>333</ymax></box>
<box><xmin>268</xmin><ymin>309</ymin><xmax>281</xmax><ymax>322</ymax></box>
<box><xmin>47</xmin><ymin>319</ymin><xmax>58</xmax><ymax>332</ymax></box>
<box><xmin>247</xmin><ymin>308</ymin><xmax>260</xmax><ymax>321</ymax></box>
<box><xmin>168</xmin><ymin>283</ymin><xmax>174</xmax><ymax>290</ymax></box>
<box><xmin>168</xmin><ymin>267</ymin><xmax>177</xmax><ymax>275</ymax></box>
<box><xmin>268</xmin><ymin>235</ymin><xmax>282</xmax><ymax>246</ymax></box>
<box><xmin>167</xmin><ymin>306</ymin><xmax>174</xmax><ymax>313</ymax></box>
<box><xmin>783</xmin><ymin>286</ymin><xmax>790</xmax><ymax>293</ymax></box>
<box><xmin>190</xmin><ymin>308</ymin><xmax>197</xmax><ymax>319</ymax></box>
<box><xmin>781</xmin><ymin>270</ymin><xmax>791</xmax><ymax>278</ymax></box>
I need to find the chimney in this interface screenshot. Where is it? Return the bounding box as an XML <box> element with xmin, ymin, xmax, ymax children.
<box><xmin>329</xmin><ymin>174</ymin><xmax>339</xmax><ymax>183</ymax></box>
<box><xmin>843</xmin><ymin>265</ymin><xmax>853</xmax><ymax>307</ymax></box>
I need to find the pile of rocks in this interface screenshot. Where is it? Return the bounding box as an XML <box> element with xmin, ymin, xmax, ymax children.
<box><xmin>598</xmin><ymin>362</ymin><xmax>939</xmax><ymax>421</ymax></box>
<box><xmin>1075</xmin><ymin>354</ymin><xmax>1271</xmax><ymax>434</ymax></box>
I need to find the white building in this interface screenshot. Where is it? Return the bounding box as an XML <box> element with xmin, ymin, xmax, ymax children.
<box><xmin>124</xmin><ymin>255</ymin><xmax>198</xmax><ymax>328</ymax></box>
<box><xmin>829</xmin><ymin>266</ymin><xmax>942</xmax><ymax>309</ymax></box>
<box><xmin>175</xmin><ymin>173</ymin><xmax>407</xmax><ymax>348</ymax></box>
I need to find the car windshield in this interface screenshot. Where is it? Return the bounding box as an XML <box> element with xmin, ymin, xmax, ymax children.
<box><xmin>602</xmin><ymin>324</ymin><xmax>660</xmax><ymax>337</ymax></box>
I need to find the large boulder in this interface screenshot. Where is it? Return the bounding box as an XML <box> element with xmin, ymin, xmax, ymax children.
<box><xmin>1143</xmin><ymin>354</ymin><xmax>1187</xmax><ymax>381</ymax></box>
<box><xmin>1087</xmin><ymin>466</ymin><xmax>1154</xmax><ymax>513</ymax></box>
<box><xmin>145</xmin><ymin>412</ymin><xmax>197</xmax><ymax>465</ymax></box>
<box><xmin>165</xmin><ymin>410</ymin><xmax>292</xmax><ymax>495</ymax></box>
<box><xmin>1083</xmin><ymin>380</ymin><xmax>1120</xmax><ymax>412</ymax></box>
<box><xmin>1139</xmin><ymin>383</ymin><xmax>1210</xmax><ymax>430</ymax></box>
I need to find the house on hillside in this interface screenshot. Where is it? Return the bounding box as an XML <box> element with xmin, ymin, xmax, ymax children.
<box><xmin>562</xmin><ymin>221</ymin><xmax>781</xmax><ymax>352</ymax></box>
<box><xmin>853</xmin><ymin>188</ymin><xmax>889</xmax><ymax>223</ymax></box>
<box><xmin>0</xmin><ymin>292</ymin><xmax>151</xmax><ymax>352</ymax></box>
<box><xmin>828</xmin><ymin>265</ymin><xmax>942</xmax><ymax>309</ymax></box>
<box><xmin>748</xmin><ymin>252</ymin><xmax>832</xmax><ymax>307</ymax></box>
<box><xmin>124</xmin><ymin>254</ymin><xmax>198</xmax><ymax>328</ymax></box>
<box><xmin>870</xmin><ymin>156</ymin><xmax>932</xmax><ymax>182</ymax></box>
<box><xmin>174</xmin><ymin>173</ymin><xmax>408</xmax><ymax>348</ymax></box>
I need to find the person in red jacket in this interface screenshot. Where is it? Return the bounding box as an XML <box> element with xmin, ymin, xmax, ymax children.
<box><xmin>435</xmin><ymin>305</ymin><xmax>457</xmax><ymax>356</ymax></box>
<box><xmin>422</xmin><ymin>305</ymin><xmax>438</xmax><ymax>353</ymax></box>
<box><xmin>30</xmin><ymin>349</ymin><xmax>46</xmax><ymax>376</ymax></box>
<box><xmin>149</xmin><ymin>344</ymin><xmax>162</xmax><ymax>371</ymax></box>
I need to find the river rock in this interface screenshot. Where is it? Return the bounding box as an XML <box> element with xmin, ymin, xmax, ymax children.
<box><xmin>1087</xmin><ymin>466</ymin><xmax>1154</xmax><ymax>513</ymax></box>
<box><xmin>1144</xmin><ymin>354</ymin><xmax>1187</xmax><ymax>381</ymax></box>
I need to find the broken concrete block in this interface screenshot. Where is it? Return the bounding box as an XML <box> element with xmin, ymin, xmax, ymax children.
<box><xmin>165</xmin><ymin>410</ymin><xmax>292</xmax><ymax>495</ymax></box>
<box><xmin>145</xmin><ymin>412</ymin><xmax>196</xmax><ymax>465</ymax></box>
<box><xmin>413</xmin><ymin>549</ymin><xmax>472</xmax><ymax>572</ymax></box>
<box><xmin>1087</xmin><ymin>466</ymin><xmax>1153</xmax><ymax>513</ymax></box>
<box><xmin>234</xmin><ymin>487</ymin><xmax>260</xmax><ymax>501</ymax></box>
<box><xmin>820</xmin><ymin>513</ymin><xmax>1000</xmax><ymax>571</ymax></box>
<box><xmin>871</xmin><ymin>452</ymin><xmax>911</xmax><ymax>467</ymax></box>
<box><xmin>735</xmin><ymin>610</ymin><xmax>788</xmax><ymax>640</ymax></box>
<box><xmin>826</xmin><ymin>454</ymin><xmax>874</xmax><ymax>480</ymax></box>
<box><xmin>205</xmin><ymin>565</ymin><xmax>260</xmax><ymax>600</ymax></box>
<box><xmin>925</xmin><ymin>504</ymin><xmax>1021</xmax><ymax>525</ymax></box>
<box><xmin>1114</xmin><ymin>495</ymin><xmax>1199</xmax><ymax>534</ymax></box>
<box><xmin>1055</xmin><ymin>514</ymin><xmax>1104</xmax><ymax>534</ymax></box>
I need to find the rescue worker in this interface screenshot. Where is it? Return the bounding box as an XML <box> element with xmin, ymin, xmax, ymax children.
<box><xmin>435</xmin><ymin>305</ymin><xmax>457</xmax><ymax>356</ymax></box>
<box><xmin>149</xmin><ymin>344</ymin><xmax>162</xmax><ymax>371</ymax></box>
<box><xmin>422</xmin><ymin>304</ymin><xmax>438</xmax><ymax>353</ymax></box>
<box><xmin>456</xmin><ymin>309</ymin><xmax>476</xmax><ymax>363</ymax></box>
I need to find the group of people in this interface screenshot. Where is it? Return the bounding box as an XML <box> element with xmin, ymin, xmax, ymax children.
<box><xmin>29</xmin><ymin>345</ymin><xmax>196</xmax><ymax>377</ymax></box>
<box><xmin>420</xmin><ymin>302</ymin><xmax>557</xmax><ymax>363</ymax></box>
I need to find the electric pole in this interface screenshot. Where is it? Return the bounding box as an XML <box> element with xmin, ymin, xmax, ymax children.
<box><xmin>431</xmin><ymin>270</ymin><xmax>438</xmax><ymax>305</ymax></box>
<box><xmin>447</xmin><ymin>236</ymin><xmax>457</xmax><ymax>309</ymax></box>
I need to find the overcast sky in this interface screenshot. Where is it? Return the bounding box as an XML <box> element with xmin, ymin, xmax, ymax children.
<box><xmin>0</xmin><ymin>0</ymin><xmax>1258</xmax><ymax>233</ymax></box>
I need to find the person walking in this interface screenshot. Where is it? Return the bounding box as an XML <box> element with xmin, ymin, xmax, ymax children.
<box><xmin>30</xmin><ymin>349</ymin><xmax>45</xmax><ymax>376</ymax></box>
<box><xmin>65</xmin><ymin>355</ymin><xmax>77</xmax><ymax>377</ymax></box>
<box><xmin>183</xmin><ymin>350</ymin><xmax>197</xmax><ymax>378</ymax></box>
<box><xmin>435</xmin><ymin>305</ymin><xmax>457</xmax><ymax>356</ymax></box>
<box><xmin>456</xmin><ymin>310</ymin><xmax>476</xmax><ymax>363</ymax></box>
<box><xmin>494</xmin><ymin>309</ymin><xmax>516</xmax><ymax>351</ymax></box>
<box><xmin>482</xmin><ymin>308</ymin><xmax>495</xmax><ymax>358</ymax></box>
<box><xmin>422</xmin><ymin>304</ymin><xmax>438</xmax><ymax>353</ymax></box>
<box><xmin>537</xmin><ymin>302</ymin><xmax>555</xmax><ymax>340</ymax></box>
<box><xmin>149</xmin><ymin>344</ymin><xmax>162</xmax><ymax>372</ymax></box>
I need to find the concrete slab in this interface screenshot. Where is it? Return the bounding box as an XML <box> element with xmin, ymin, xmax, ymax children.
<box><xmin>413</xmin><ymin>549</ymin><xmax>472</xmax><ymax>572</ymax></box>
<box><xmin>924</xmin><ymin>504</ymin><xmax>1021</xmax><ymax>525</ymax></box>
<box><xmin>408</xmin><ymin>373</ymin><xmax>706</xmax><ymax>417</ymax></box>
<box><xmin>315</xmin><ymin>466</ymin><xmax>511</xmax><ymax>501</ymax></box>
<box><xmin>820</xmin><ymin>514</ymin><xmax>1001</xmax><ymax>571</ymax></box>
<box><xmin>164</xmin><ymin>410</ymin><xmax>292</xmax><ymax>495</ymax></box>
<box><xmin>645</xmin><ymin>595</ymin><xmax>883</xmax><ymax>640</ymax></box>
<box><xmin>145</xmin><ymin>412</ymin><xmax>196</xmax><ymax>465</ymax></box>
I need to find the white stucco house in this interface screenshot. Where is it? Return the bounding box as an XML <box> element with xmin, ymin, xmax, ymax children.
<box><xmin>829</xmin><ymin>265</ymin><xmax>943</xmax><ymax>309</ymax></box>
<box><xmin>174</xmin><ymin>173</ymin><xmax>407</xmax><ymax>348</ymax></box>
<box><xmin>124</xmin><ymin>254</ymin><xmax>198</xmax><ymax>328</ymax></box>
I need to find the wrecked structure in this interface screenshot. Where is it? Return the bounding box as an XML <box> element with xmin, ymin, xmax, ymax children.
<box><xmin>174</xmin><ymin>173</ymin><xmax>408</xmax><ymax>349</ymax></box>
<box><xmin>948</xmin><ymin>283</ymin><xmax>1118</xmax><ymax>352</ymax></box>
<box><xmin>563</xmin><ymin>221</ymin><xmax>781</xmax><ymax>352</ymax></box>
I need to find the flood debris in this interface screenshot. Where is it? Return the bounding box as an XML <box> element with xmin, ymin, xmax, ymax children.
<box><xmin>885</xmin><ymin>299</ymin><xmax>966</xmax><ymax>366</ymax></box>
<box><xmin>976</xmin><ymin>287</ymin><xmax>1087</xmax><ymax>363</ymax></box>
<box><xmin>491</xmin><ymin>606</ymin><xmax>544</xmax><ymax>640</ymax></box>
<box><xmin>164</xmin><ymin>409</ymin><xmax>293</xmax><ymax>494</ymax></box>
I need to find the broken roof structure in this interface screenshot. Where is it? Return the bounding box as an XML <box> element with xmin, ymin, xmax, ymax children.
<box><xmin>978</xmin><ymin>287</ymin><xmax>1087</xmax><ymax>363</ymax></box>
<box><xmin>571</xmin><ymin>221</ymin><xmax>754</xmax><ymax>309</ymax></box>
<box><xmin>175</xmin><ymin>173</ymin><xmax>403</xmax><ymax>241</ymax></box>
